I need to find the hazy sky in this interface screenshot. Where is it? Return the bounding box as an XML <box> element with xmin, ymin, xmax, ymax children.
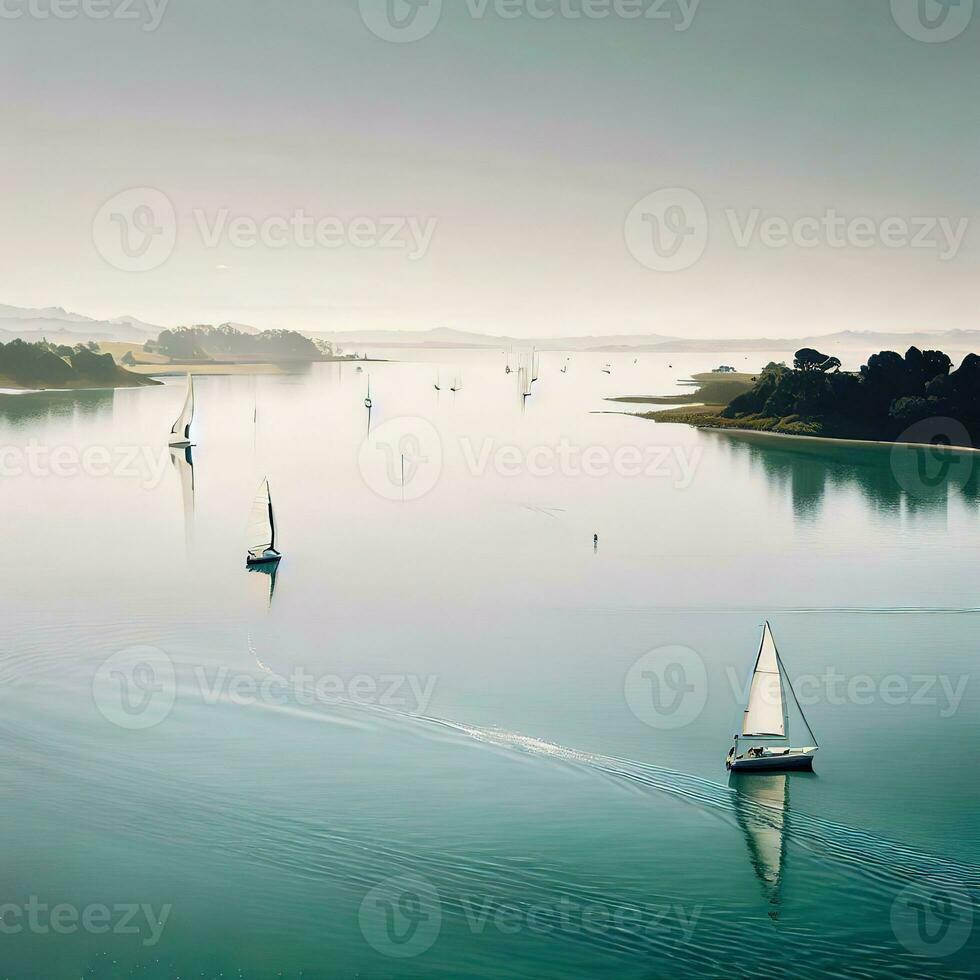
<box><xmin>1</xmin><ymin>0</ymin><xmax>976</xmax><ymax>337</ymax></box>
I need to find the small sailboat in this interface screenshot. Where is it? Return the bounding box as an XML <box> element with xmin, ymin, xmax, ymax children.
<box><xmin>434</xmin><ymin>372</ymin><xmax>442</xmax><ymax>392</ymax></box>
<box><xmin>602</xmin><ymin>363</ymin><xmax>612</xmax><ymax>375</ymax></box>
<box><xmin>450</xmin><ymin>373</ymin><xmax>462</xmax><ymax>393</ymax></box>
<box><xmin>364</xmin><ymin>378</ymin><xmax>373</xmax><ymax>410</ymax></box>
<box><xmin>727</xmin><ymin>623</ymin><xmax>818</xmax><ymax>771</ymax></box>
<box><xmin>246</xmin><ymin>478</ymin><xmax>282</xmax><ymax>567</ymax></box>
<box><xmin>168</xmin><ymin>374</ymin><xmax>195</xmax><ymax>447</ymax></box>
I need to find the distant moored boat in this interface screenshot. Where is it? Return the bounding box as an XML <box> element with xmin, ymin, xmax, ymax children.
<box><xmin>246</xmin><ymin>477</ymin><xmax>282</xmax><ymax>567</ymax></box>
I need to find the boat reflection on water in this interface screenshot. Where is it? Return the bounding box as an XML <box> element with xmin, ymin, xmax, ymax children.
<box><xmin>169</xmin><ymin>445</ymin><xmax>195</xmax><ymax>549</ymax></box>
<box><xmin>247</xmin><ymin>560</ymin><xmax>279</xmax><ymax>607</ymax></box>
<box><xmin>729</xmin><ymin>771</ymin><xmax>793</xmax><ymax>920</ymax></box>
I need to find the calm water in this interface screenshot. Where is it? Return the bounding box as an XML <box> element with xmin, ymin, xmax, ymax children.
<box><xmin>0</xmin><ymin>350</ymin><xmax>977</xmax><ymax>979</ymax></box>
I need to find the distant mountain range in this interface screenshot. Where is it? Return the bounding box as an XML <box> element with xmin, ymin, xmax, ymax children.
<box><xmin>0</xmin><ymin>304</ymin><xmax>162</xmax><ymax>345</ymax></box>
<box><xmin>3</xmin><ymin>304</ymin><xmax>978</xmax><ymax>356</ymax></box>
<box><xmin>0</xmin><ymin>305</ymin><xmax>262</xmax><ymax>345</ymax></box>
<box><xmin>312</xmin><ymin>326</ymin><xmax>980</xmax><ymax>354</ymax></box>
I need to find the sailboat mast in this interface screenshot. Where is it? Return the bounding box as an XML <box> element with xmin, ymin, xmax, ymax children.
<box><xmin>266</xmin><ymin>481</ymin><xmax>276</xmax><ymax>553</ymax></box>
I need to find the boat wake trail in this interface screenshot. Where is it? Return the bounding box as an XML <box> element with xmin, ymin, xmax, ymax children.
<box><xmin>246</xmin><ymin>641</ymin><xmax>980</xmax><ymax>903</ymax></box>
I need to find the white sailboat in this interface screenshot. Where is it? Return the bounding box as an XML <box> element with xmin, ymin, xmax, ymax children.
<box><xmin>168</xmin><ymin>374</ymin><xmax>195</xmax><ymax>447</ymax></box>
<box><xmin>726</xmin><ymin>622</ymin><xmax>818</xmax><ymax>772</ymax></box>
<box><xmin>246</xmin><ymin>477</ymin><xmax>282</xmax><ymax>567</ymax></box>
<box><xmin>364</xmin><ymin>377</ymin><xmax>373</xmax><ymax>409</ymax></box>
<box><xmin>450</xmin><ymin>373</ymin><xmax>462</xmax><ymax>393</ymax></box>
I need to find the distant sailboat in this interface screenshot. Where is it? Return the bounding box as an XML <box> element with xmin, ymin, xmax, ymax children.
<box><xmin>602</xmin><ymin>363</ymin><xmax>612</xmax><ymax>375</ymax></box>
<box><xmin>246</xmin><ymin>478</ymin><xmax>282</xmax><ymax>567</ymax></box>
<box><xmin>364</xmin><ymin>378</ymin><xmax>373</xmax><ymax>409</ymax></box>
<box><xmin>450</xmin><ymin>373</ymin><xmax>462</xmax><ymax>393</ymax></box>
<box><xmin>168</xmin><ymin>374</ymin><xmax>195</xmax><ymax>447</ymax></box>
<box><xmin>434</xmin><ymin>372</ymin><xmax>442</xmax><ymax>392</ymax></box>
<box><xmin>727</xmin><ymin>623</ymin><xmax>818</xmax><ymax>772</ymax></box>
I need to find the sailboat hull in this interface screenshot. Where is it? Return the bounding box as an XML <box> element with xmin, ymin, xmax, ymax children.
<box><xmin>727</xmin><ymin>748</ymin><xmax>817</xmax><ymax>772</ymax></box>
<box><xmin>246</xmin><ymin>550</ymin><xmax>282</xmax><ymax>567</ymax></box>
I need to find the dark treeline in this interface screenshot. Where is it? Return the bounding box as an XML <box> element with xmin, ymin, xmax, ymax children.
<box><xmin>150</xmin><ymin>324</ymin><xmax>329</xmax><ymax>361</ymax></box>
<box><xmin>724</xmin><ymin>346</ymin><xmax>980</xmax><ymax>445</ymax></box>
<box><xmin>0</xmin><ymin>339</ymin><xmax>157</xmax><ymax>388</ymax></box>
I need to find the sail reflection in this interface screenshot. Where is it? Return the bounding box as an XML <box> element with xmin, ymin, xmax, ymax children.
<box><xmin>169</xmin><ymin>445</ymin><xmax>195</xmax><ymax>549</ymax></box>
<box><xmin>247</xmin><ymin>561</ymin><xmax>278</xmax><ymax>607</ymax></box>
<box><xmin>729</xmin><ymin>771</ymin><xmax>789</xmax><ymax>919</ymax></box>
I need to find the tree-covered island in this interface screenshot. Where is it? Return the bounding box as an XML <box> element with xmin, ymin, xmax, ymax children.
<box><xmin>622</xmin><ymin>347</ymin><xmax>980</xmax><ymax>448</ymax></box>
<box><xmin>0</xmin><ymin>340</ymin><xmax>160</xmax><ymax>390</ymax></box>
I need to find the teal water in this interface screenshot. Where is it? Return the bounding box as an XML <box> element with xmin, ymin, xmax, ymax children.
<box><xmin>0</xmin><ymin>351</ymin><xmax>977</xmax><ymax>979</ymax></box>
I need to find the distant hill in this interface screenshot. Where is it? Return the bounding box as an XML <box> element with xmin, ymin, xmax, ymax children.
<box><xmin>0</xmin><ymin>340</ymin><xmax>161</xmax><ymax>390</ymax></box>
<box><xmin>0</xmin><ymin>304</ymin><xmax>162</xmax><ymax>345</ymax></box>
<box><xmin>4</xmin><ymin>303</ymin><xmax>979</xmax><ymax>356</ymax></box>
<box><xmin>313</xmin><ymin>327</ymin><xmax>980</xmax><ymax>355</ymax></box>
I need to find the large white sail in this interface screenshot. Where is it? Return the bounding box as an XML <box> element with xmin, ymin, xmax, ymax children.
<box><xmin>169</xmin><ymin>375</ymin><xmax>194</xmax><ymax>446</ymax></box>
<box><xmin>741</xmin><ymin>623</ymin><xmax>788</xmax><ymax>738</ymax></box>
<box><xmin>247</xmin><ymin>478</ymin><xmax>276</xmax><ymax>557</ymax></box>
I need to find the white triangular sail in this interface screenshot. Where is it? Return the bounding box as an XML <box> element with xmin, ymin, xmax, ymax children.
<box><xmin>169</xmin><ymin>375</ymin><xmax>194</xmax><ymax>446</ymax></box>
<box><xmin>247</xmin><ymin>478</ymin><xmax>276</xmax><ymax>558</ymax></box>
<box><xmin>742</xmin><ymin>623</ymin><xmax>788</xmax><ymax>738</ymax></box>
